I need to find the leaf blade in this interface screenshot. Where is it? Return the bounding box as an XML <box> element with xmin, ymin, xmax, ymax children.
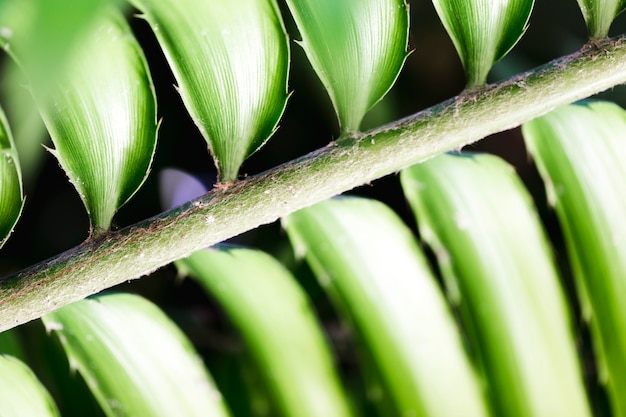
<box><xmin>401</xmin><ymin>153</ymin><xmax>591</xmax><ymax>417</ymax></box>
<box><xmin>284</xmin><ymin>0</ymin><xmax>409</xmax><ymax>133</ymax></box>
<box><xmin>432</xmin><ymin>0</ymin><xmax>534</xmax><ymax>86</ymax></box>
<box><xmin>576</xmin><ymin>0</ymin><xmax>626</xmax><ymax>38</ymax></box>
<box><xmin>178</xmin><ymin>247</ymin><xmax>353</xmax><ymax>417</ymax></box>
<box><xmin>37</xmin><ymin>7</ymin><xmax>158</xmax><ymax>233</ymax></box>
<box><xmin>42</xmin><ymin>293</ymin><xmax>232</xmax><ymax>417</ymax></box>
<box><xmin>131</xmin><ymin>0</ymin><xmax>289</xmax><ymax>182</ymax></box>
<box><xmin>522</xmin><ymin>101</ymin><xmax>626</xmax><ymax>417</ymax></box>
<box><xmin>283</xmin><ymin>197</ymin><xmax>490</xmax><ymax>417</ymax></box>
<box><xmin>0</xmin><ymin>105</ymin><xmax>23</xmax><ymax>249</ymax></box>
<box><xmin>0</xmin><ymin>355</ymin><xmax>60</xmax><ymax>417</ymax></box>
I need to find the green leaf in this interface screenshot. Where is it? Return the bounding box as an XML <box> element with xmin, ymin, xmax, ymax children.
<box><xmin>432</xmin><ymin>0</ymin><xmax>534</xmax><ymax>87</ymax></box>
<box><xmin>284</xmin><ymin>0</ymin><xmax>409</xmax><ymax>133</ymax></box>
<box><xmin>576</xmin><ymin>0</ymin><xmax>626</xmax><ymax>39</ymax></box>
<box><xmin>400</xmin><ymin>153</ymin><xmax>591</xmax><ymax>417</ymax></box>
<box><xmin>42</xmin><ymin>293</ymin><xmax>231</xmax><ymax>417</ymax></box>
<box><xmin>0</xmin><ymin>105</ymin><xmax>23</xmax><ymax>249</ymax></box>
<box><xmin>36</xmin><ymin>7</ymin><xmax>157</xmax><ymax>234</ymax></box>
<box><xmin>0</xmin><ymin>0</ymin><xmax>127</xmax><ymax>185</ymax></box>
<box><xmin>177</xmin><ymin>246</ymin><xmax>353</xmax><ymax>417</ymax></box>
<box><xmin>283</xmin><ymin>197</ymin><xmax>489</xmax><ymax>417</ymax></box>
<box><xmin>130</xmin><ymin>0</ymin><xmax>289</xmax><ymax>182</ymax></box>
<box><xmin>0</xmin><ymin>0</ymin><xmax>126</xmax><ymax>100</ymax></box>
<box><xmin>522</xmin><ymin>101</ymin><xmax>626</xmax><ymax>417</ymax></box>
<box><xmin>0</xmin><ymin>355</ymin><xmax>60</xmax><ymax>417</ymax></box>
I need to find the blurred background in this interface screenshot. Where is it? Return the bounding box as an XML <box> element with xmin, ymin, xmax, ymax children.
<box><xmin>0</xmin><ymin>1</ymin><xmax>625</xmax><ymax>414</ymax></box>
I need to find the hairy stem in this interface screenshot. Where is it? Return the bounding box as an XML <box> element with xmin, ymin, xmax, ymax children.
<box><xmin>1</xmin><ymin>38</ymin><xmax>626</xmax><ymax>331</ymax></box>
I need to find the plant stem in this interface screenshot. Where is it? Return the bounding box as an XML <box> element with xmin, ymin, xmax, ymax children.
<box><xmin>1</xmin><ymin>38</ymin><xmax>626</xmax><ymax>331</ymax></box>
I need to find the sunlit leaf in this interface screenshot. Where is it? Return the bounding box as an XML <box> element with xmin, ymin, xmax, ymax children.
<box><xmin>0</xmin><ymin>105</ymin><xmax>23</xmax><ymax>249</ymax></box>
<box><xmin>284</xmin><ymin>0</ymin><xmax>409</xmax><ymax>133</ymax></box>
<box><xmin>283</xmin><ymin>197</ymin><xmax>489</xmax><ymax>417</ymax></box>
<box><xmin>0</xmin><ymin>0</ymin><xmax>126</xmax><ymax>185</ymax></box>
<box><xmin>35</xmin><ymin>7</ymin><xmax>157</xmax><ymax>234</ymax></box>
<box><xmin>401</xmin><ymin>153</ymin><xmax>591</xmax><ymax>417</ymax></box>
<box><xmin>0</xmin><ymin>0</ymin><xmax>126</xmax><ymax>100</ymax></box>
<box><xmin>522</xmin><ymin>101</ymin><xmax>626</xmax><ymax>417</ymax></box>
<box><xmin>0</xmin><ymin>355</ymin><xmax>60</xmax><ymax>417</ymax></box>
<box><xmin>42</xmin><ymin>293</ymin><xmax>232</xmax><ymax>417</ymax></box>
<box><xmin>432</xmin><ymin>0</ymin><xmax>534</xmax><ymax>86</ymax></box>
<box><xmin>178</xmin><ymin>247</ymin><xmax>353</xmax><ymax>417</ymax></box>
<box><xmin>576</xmin><ymin>0</ymin><xmax>626</xmax><ymax>38</ymax></box>
<box><xmin>130</xmin><ymin>0</ymin><xmax>289</xmax><ymax>182</ymax></box>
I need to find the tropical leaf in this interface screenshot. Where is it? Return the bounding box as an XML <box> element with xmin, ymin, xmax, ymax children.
<box><xmin>130</xmin><ymin>0</ymin><xmax>289</xmax><ymax>182</ymax></box>
<box><xmin>401</xmin><ymin>153</ymin><xmax>591</xmax><ymax>417</ymax></box>
<box><xmin>178</xmin><ymin>246</ymin><xmax>353</xmax><ymax>417</ymax></box>
<box><xmin>283</xmin><ymin>197</ymin><xmax>489</xmax><ymax>417</ymax></box>
<box><xmin>522</xmin><ymin>101</ymin><xmax>626</xmax><ymax>417</ymax></box>
<box><xmin>0</xmin><ymin>105</ymin><xmax>23</xmax><ymax>249</ymax></box>
<box><xmin>284</xmin><ymin>0</ymin><xmax>409</xmax><ymax>133</ymax></box>
<box><xmin>42</xmin><ymin>293</ymin><xmax>232</xmax><ymax>417</ymax></box>
<box><xmin>37</xmin><ymin>7</ymin><xmax>157</xmax><ymax>234</ymax></box>
<box><xmin>0</xmin><ymin>355</ymin><xmax>60</xmax><ymax>417</ymax></box>
<box><xmin>576</xmin><ymin>0</ymin><xmax>626</xmax><ymax>38</ymax></box>
<box><xmin>0</xmin><ymin>0</ymin><xmax>127</xmax><ymax>184</ymax></box>
<box><xmin>432</xmin><ymin>0</ymin><xmax>534</xmax><ymax>86</ymax></box>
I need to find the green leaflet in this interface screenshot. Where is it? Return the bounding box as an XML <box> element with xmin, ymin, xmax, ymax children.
<box><xmin>522</xmin><ymin>101</ymin><xmax>626</xmax><ymax>417</ymax></box>
<box><xmin>284</xmin><ymin>0</ymin><xmax>409</xmax><ymax>134</ymax></box>
<box><xmin>38</xmin><ymin>7</ymin><xmax>157</xmax><ymax>234</ymax></box>
<box><xmin>576</xmin><ymin>0</ymin><xmax>626</xmax><ymax>38</ymax></box>
<box><xmin>283</xmin><ymin>197</ymin><xmax>489</xmax><ymax>417</ymax></box>
<box><xmin>0</xmin><ymin>355</ymin><xmax>60</xmax><ymax>417</ymax></box>
<box><xmin>432</xmin><ymin>0</ymin><xmax>534</xmax><ymax>87</ymax></box>
<box><xmin>0</xmin><ymin>105</ymin><xmax>23</xmax><ymax>249</ymax></box>
<box><xmin>401</xmin><ymin>153</ymin><xmax>591</xmax><ymax>417</ymax></box>
<box><xmin>0</xmin><ymin>0</ymin><xmax>126</xmax><ymax>185</ymax></box>
<box><xmin>177</xmin><ymin>247</ymin><xmax>353</xmax><ymax>417</ymax></box>
<box><xmin>131</xmin><ymin>0</ymin><xmax>289</xmax><ymax>183</ymax></box>
<box><xmin>42</xmin><ymin>293</ymin><xmax>232</xmax><ymax>417</ymax></box>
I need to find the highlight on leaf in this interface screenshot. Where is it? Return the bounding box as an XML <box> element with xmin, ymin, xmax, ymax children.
<box><xmin>283</xmin><ymin>197</ymin><xmax>489</xmax><ymax>417</ymax></box>
<box><xmin>37</xmin><ymin>7</ymin><xmax>157</xmax><ymax>235</ymax></box>
<box><xmin>522</xmin><ymin>101</ymin><xmax>626</xmax><ymax>417</ymax></box>
<box><xmin>131</xmin><ymin>0</ymin><xmax>289</xmax><ymax>183</ymax></box>
<box><xmin>401</xmin><ymin>153</ymin><xmax>592</xmax><ymax>417</ymax></box>
<box><xmin>284</xmin><ymin>0</ymin><xmax>410</xmax><ymax>134</ymax></box>
<box><xmin>432</xmin><ymin>0</ymin><xmax>534</xmax><ymax>87</ymax></box>
<box><xmin>0</xmin><ymin>355</ymin><xmax>60</xmax><ymax>417</ymax></box>
<box><xmin>0</xmin><ymin>105</ymin><xmax>23</xmax><ymax>249</ymax></box>
<box><xmin>178</xmin><ymin>247</ymin><xmax>353</xmax><ymax>417</ymax></box>
<box><xmin>576</xmin><ymin>0</ymin><xmax>626</xmax><ymax>39</ymax></box>
<box><xmin>42</xmin><ymin>293</ymin><xmax>232</xmax><ymax>417</ymax></box>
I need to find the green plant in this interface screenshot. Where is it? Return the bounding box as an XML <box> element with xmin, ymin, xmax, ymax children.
<box><xmin>0</xmin><ymin>0</ymin><xmax>625</xmax><ymax>416</ymax></box>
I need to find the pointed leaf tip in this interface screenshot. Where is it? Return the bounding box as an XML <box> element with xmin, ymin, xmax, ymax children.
<box><xmin>285</xmin><ymin>0</ymin><xmax>409</xmax><ymax>133</ymax></box>
<box><xmin>38</xmin><ymin>7</ymin><xmax>157</xmax><ymax>234</ymax></box>
<box><xmin>432</xmin><ymin>0</ymin><xmax>534</xmax><ymax>87</ymax></box>
<box><xmin>131</xmin><ymin>0</ymin><xmax>290</xmax><ymax>182</ymax></box>
<box><xmin>576</xmin><ymin>0</ymin><xmax>626</xmax><ymax>39</ymax></box>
